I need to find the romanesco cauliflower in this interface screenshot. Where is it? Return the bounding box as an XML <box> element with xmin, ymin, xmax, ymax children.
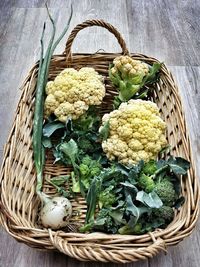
<box><xmin>44</xmin><ymin>67</ymin><xmax>105</xmax><ymax>122</ymax></box>
<box><xmin>100</xmin><ymin>99</ymin><xmax>167</xmax><ymax>165</ymax></box>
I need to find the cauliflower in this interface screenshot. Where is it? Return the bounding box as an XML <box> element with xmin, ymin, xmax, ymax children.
<box><xmin>109</xmin><ymin>55</ymin><xmax>161</xmax><ymax>102</ymax></box>
<box><xmin>100</xmin><ymin>99</ymin><xmax>167</xmax><ymax>165</ymax></box>
<box><xmin>44</xmin><ymin>67</ymin><xmax>105</xmax><ymax>122</ymax></box>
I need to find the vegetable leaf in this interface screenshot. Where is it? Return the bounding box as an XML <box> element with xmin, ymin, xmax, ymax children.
<box><xmin>59</xmin><ymin>139</ymin><xmax>78</xmax><ymax>166</ymax></box>
<box><xmin>86</xmin><ymin>176</ymin><xmax>102</xmax><ymax>223</ymax></box>
<box><xmin>99</xmin><ymin>120</ymin><xmax>110</xmax><ymax>140</ymax></box>
<box><xmin>136</xmin><ymin>191</ymin><xmax>163</xmax><ymax>208</ymax></box>
<box><xmin>43</xmin><ymin>121</ymin><xmax>65</xmax><ymax>137</ymax></box>
<box><xmin>142</xmin><ymin>63</ymin><xmax>162</xmax><ymax>86</ymax></box>
<box><xmin>167</xmin><ymin>156</ymin><xmax>190</xmax><ymax>175</ymax></box>
<box><xmin>126</xmin><ymin>195</ymin><xmax>140</xmax><ymax>225</ymax></box>
<box><xmin>51</xmin><ymin>175</ymin><xmax>70</xmax><ymax>186</ymax></box>
<box><xmin>42</xmin><ymin>136</ymin><xmax>52</xmax><ymax>148</ymax></box>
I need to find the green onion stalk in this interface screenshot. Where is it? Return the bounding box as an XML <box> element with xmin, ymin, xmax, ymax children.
<box><xmin>33</xmin><ymin>5</ymin><xmax>73</xmax><ymax>229</ymax></box>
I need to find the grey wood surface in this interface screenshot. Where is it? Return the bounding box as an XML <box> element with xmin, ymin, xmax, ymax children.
<box><xmin>0</xmin><ymin>0</ymin><xmax>199</xmax><ymax>266</ymax></box>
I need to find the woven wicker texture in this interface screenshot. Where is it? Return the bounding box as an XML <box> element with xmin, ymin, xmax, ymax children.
<box><xmin>0</xmin><ymin>20</ymin><xmax>199</xmax><ymax>263</ymax></box>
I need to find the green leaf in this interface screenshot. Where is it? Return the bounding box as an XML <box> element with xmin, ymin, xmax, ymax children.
<box><xmin>142</xmin><ymin>63</ymin><xmax>162</xmax><ymax>86</ymax></box>
<box><xmin>51</xmin><ymin>175</ymin><xmax>70</xmax><ymax>186</ymax></box>
<box><xmin>42</xmin><ymin>136</ymin><xmax>52</xmax><ymax>148</ymax></box>
<box><xmin>43</xmin><ymin>121</ymin><xmax>65</xmax><ymax>137</ymax></box>
<box><xmin>59</xmin><ymin>139</ymin><xmax>78</xmax><ymax>166</ymax></box>
<box><xmin>167</xmin><ymin>156</ymin><xmax>190</xmax><ymax>175</ymax></box>
<box><xmin>86</xmin><ymin>176</ymin><xmax>102</xmax><ymax>223</ymax></box>
<box><xmin>136</xmin><ymin>191</ymin><xmax>163</xmax><ymax>208</ymax></box>
<box><xmin>99</xmin><ymin>120</ymin><xmax>110</xmax><ymax>140</ymax></box>
<box><xmin>126</xmin><ymin>195</ymin><xmax>140</xmax><ymax>225</ymax></box>
<box><xmin>109</xmin><ymin>210</ymin><xmax>126</xmax><ymax>225</ymax></box>
<box><xmin>120</xmin><ymin>181</ymin><xmax>138</xmax><ymax>191</ymax></box>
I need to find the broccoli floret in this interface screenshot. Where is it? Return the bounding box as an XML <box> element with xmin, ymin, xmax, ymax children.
<box><xmin>78</xmin><ymin>156</ymin><xmax>103</xmax><ymax>191</ymax></box>
<box><xmin>118</xmin><ymin>223</ymin><xmax>143</xmax><ymax>234</ymax></box>
<box><xmin>153</xmin><ymin>206</ymin><xmax>174</xmax><ymax>222</ymax></box>
<box><xmin>94</xmin><ymin>208</ymin><xmax>118</xmax><ymax>233</ymax></box>
<box><xmin>78</xmin><ymin>138</ymin><xmax>94</xmax><ymax>153</ymax></box>
<box><xmin>80</xmin><ymin>208</ymin><xmax>118</xmax><ymax>233</ymax></box>
<box><xmin>81</xmin><ymin>155</ymin><xmax>92</xmax><ymax>166</ymax></box>
<box><xmin>99</xmin><ymin>185</ymin><xmax>116</xmax><ymax>208</ymax></box>
<box><xmin>90</xmin><ymin>166</ymin><xmax>101</xmax><ymax>176</ymax></box>
<box><xmin>143</xmin><ymin>160</ymin><xmax>157</xmax><ymax>175</ymax></box>
<box><xmin>79</xmin><ymin>163</ymin><xmax>90</xmax><ymax>176</ymax></box>
<box><xmin>154</xmin><ymin>179</ymin><xmax>177</xmax><ymax>206</ymax></box>
<box><xmin>138</xmin><ymin>173</ymin><xmax>155</xmax><ymax>193</ymax></box>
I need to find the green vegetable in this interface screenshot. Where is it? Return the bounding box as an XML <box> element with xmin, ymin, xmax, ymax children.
<box><xmin>78</xmin><ymin>137</ymin><xmax>94</xmax><ymax>153</ymax></box>
<box><xmin>154</xmin><ymin>178</ymin><xmax>177</xmax><ymax>207</ymax></box>
<box><xmin>99</xmin><ymin>185</ymin><xmax>116</xmax><ymax>208</ymax></box>
<box><xmin>136</xmin><ymin>191</ymin><xmax>163</xmax><ymax>208</ymax></box>
<box><xmin>33</xmin><ymin>5</ymin><xmax>73</xmax><ymax>196</ymax></box>
<box><xmin>82</xmin><ymin>156</ymin><xmax>189</xmax><ymax>235</ymax></box>
<box><xmin>118</xmin><ymin>223</ymin><xmax>143</xmax><ymax>235</ymax></box>
<box><xmin>153</xmin><ymin>206</ymin><xmax>174</xmax><ymax>222</ymax></box>
<box><xmin>137</xmin><ymin>173</ymin><xmax>155</xmax><ymax>193</ymax></box>
<box><xmin>109</xmin><ymin>55</ymin><xmax>162</xmax><ymax>103</ymax></box>
<box><xmin>43</xmin><ymin>121</ymin><xmax>65</xmax><ymax>137</ymax></box>
<box><xmin>99</xmin><ymin>120</ymin><xmax>110</xmax><ymax>140</ymax></box>
<box><xmin>142</xmin><ymin>160</ymin><xmax>157</xmax><ymax>175</ymax></box>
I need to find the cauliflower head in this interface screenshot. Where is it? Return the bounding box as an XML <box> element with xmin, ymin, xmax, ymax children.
<box><xmin>109</xmin><ymin>55</ymin><xmax>161</xmax><ymax>102</ymax></box>
<box><xmin>44</xmin><ymin>67</ymin><xmax>105</xmax><ymax>122</ymax></box>
<box><xmin>100</xmin><ymin>99</ymin><xmax>167</xmax><ymax>165</ymax></box>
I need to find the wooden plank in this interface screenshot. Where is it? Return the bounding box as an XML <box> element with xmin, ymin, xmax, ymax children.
<box><xmin>126</xmin><ymin>0</ymin><xmax>200</xmax><ymax>66</ymax></box>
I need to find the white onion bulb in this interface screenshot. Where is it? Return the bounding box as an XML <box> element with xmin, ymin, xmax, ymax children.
<box><xmin>40</xmin><ymin>196</ymin><xmax>72</xmax><ymax>229</ymax></box>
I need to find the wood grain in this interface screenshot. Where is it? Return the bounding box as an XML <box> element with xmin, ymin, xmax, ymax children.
<box><xmin>0</xmin><ymin>0</ymin><xmax>199</xmax><ymax>266</ymax></box>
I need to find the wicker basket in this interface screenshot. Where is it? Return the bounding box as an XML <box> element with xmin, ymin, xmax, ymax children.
<box><xmin>0</xmin><ymin>20</ymin><xmax>199</xmax><ymax>263</ymax></box>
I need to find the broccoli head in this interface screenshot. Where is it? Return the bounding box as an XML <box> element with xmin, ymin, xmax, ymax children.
<box><xmin>78</xmin><ymin>137</ymin><xmax>94</xmax><ymax>153</ymax></box>
<box><xmin>118</xmin><ymin>223</ymin><xmax>143</xmax><ymax>234</ymax></box>
<box><xmin>81</xmin><ymin>155</ymin><xmax>93</xmax><ymax>166</ymax></box>
<box><xmin>137</xmin><ymin>173</ymin><xmax>155</xmax><ymax>193</ymax></box>
<box><xmin>78</xmin><ymin>156</ymin><xmax>103</xmax><ymax>191</ymax></box>
<box><xmin>154</xmin><ymin>178</ymin><xmax>177</xmax><ymax>206</ymax></box>
<box><xmin>142</xmin><ymin>160</ymin><xmax>157</xmax><ymax>175</ymax></box>
<box><xmin>99</xmin><ymin>185</ymin><xmax>116</xmax><ymax>208</ymax></box>
<box><xmin>79</xmin><ymin>163</ymin><xmax>90</xmax><ymax>177</ymax></box>
<box><xmin>153</xmin><ymin>206</ymin><xmax>174</xmax><ymax>223</ymax></box>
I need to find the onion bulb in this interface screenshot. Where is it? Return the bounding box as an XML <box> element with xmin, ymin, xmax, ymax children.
<box><xmin>40</xmin><ymin>195</ymin><xmax>72</xmax><ymax>229</ymax></box>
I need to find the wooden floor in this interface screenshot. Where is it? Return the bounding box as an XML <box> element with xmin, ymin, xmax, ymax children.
<box><xmin>0</xmin><ymin>0</ymin><xmax>200</xmax><ymax>266</ymax></box>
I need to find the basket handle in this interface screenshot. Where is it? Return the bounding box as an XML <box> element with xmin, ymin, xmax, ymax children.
<box><xmin>65</xmin><ymin>19</ymin><xmax>129</xmax><ymax>62</ymax></box>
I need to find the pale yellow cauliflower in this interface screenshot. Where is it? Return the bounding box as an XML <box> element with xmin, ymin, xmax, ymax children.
<box><xmin>112</xmin><ymin>55</ymin><xmax>149</xmax><ymax>78</ymax></box>
<box><xmin>44</xmin><ymin>67</ymin><xmax>105</xmax><ymax>122</ymax></box>
<box><xmin>100</xmin><ymin>99</ymin><xmax>167</xmax><ymax>165</ymax></box>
